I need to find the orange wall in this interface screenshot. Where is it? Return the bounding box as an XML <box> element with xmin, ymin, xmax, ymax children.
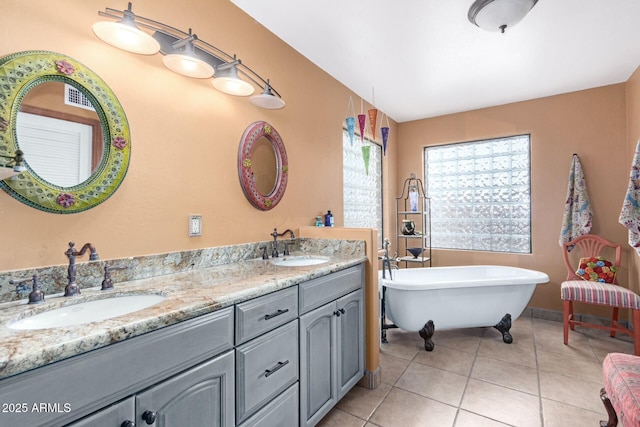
<box><xmin>0</xmin><ymin>0</ymin><xmax>397</xmax><ymax>271</ymax></box>
<box><xmin>396</xmin><ymin>84</ymin><xmax>631</xmax><ymax>314</ymax></box>
<box><xmin>2</xmin><ymin>0</ymin><xmax>638</xmax><ymax>319</ymax></box>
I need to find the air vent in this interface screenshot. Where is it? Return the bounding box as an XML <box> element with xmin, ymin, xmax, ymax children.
<box><xmin>64</xmin><ymin>84</ymin><xmax>95</xmax><ymax>112</ymax></box>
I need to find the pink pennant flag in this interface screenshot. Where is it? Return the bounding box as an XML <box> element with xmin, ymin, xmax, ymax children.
<box><xmin>357</xmin><ymin>114</ymin><xmax>367</xmax><ymax>142</ymax></box>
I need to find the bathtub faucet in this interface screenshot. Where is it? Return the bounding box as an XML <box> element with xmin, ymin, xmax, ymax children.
<box><xmin>381</xmin><ymin>238</ymin><xmax>397</xmax><ymax>280</ymax></box>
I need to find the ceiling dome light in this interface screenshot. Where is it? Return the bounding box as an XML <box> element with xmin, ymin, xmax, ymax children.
<box><xmin>212</xmin><ymin>63</ymin><xmax>254</xmax><ymax>96</ymax></box>
<box><xmin>468</xmin><ymin>0</ymin><xmax>538</xmax><ymax>33</ymax></box>
<box><xmin>250</xmin><ymin>82</ymin><xmax>285</xmax><ymax>109</ymax></box>
<box><xmin>92</xmin><ymin>4</ymin><xmax>160</xmax><ymax>55</ymax></box>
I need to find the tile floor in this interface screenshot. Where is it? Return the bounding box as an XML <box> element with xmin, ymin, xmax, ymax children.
<box><xmin>318</xmin><ymin>316</ymin><xmax>636</xmax><ymax>427</ymax></box>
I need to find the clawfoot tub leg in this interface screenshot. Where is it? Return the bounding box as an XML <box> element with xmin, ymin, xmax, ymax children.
<box><xmin>493</xmin><ymin>313</ymin><xmax>513</xmax><ymax>344</ymax></box>
<box><xmin>418</xmin><ymin>320</ymin><xmax>435</xmax><ymax>351</ymax></box>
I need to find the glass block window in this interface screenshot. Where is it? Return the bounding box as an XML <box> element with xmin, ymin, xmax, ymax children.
<box><xmin>424</xmin><ymin>135</ymin><xmax>531</xmax><ymax>253</ymax></box>
<box><xmin>343</xmin><ymin>129</ymin><xmax>383</xmax><ymax>248</ymax></box>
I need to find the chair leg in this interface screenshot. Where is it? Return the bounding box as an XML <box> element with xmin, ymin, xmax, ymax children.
<box><xmin>600</xmin><ymin>388</ymin><xmax>618</xmax><ymax>427</ymax></box>
<box><xmin>633</xmin><ymin>309</ymin><xmax>640</xmax><ymax>357</ymax></box>
<box><xmin>563</xmin><ymin>300</ymin><xmax>571</xmax><ymax>345</ymax></box>
<box><xmin>611</xmin><ymin>307</ymin><xmax>620</xmax><ymax>338</ymax></box>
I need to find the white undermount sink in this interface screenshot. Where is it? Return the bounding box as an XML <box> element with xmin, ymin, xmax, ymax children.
<box><xmin>271</xmin><ymin>255</ymin><xmax>330</xmax><ymax>267</ymax></box>
<box><xmin>8</xmin><ymin>294</ymin><xmax>166</xmax><ymax>330</ymax></box>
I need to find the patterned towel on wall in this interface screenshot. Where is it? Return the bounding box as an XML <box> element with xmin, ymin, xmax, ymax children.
<box><xmin>619</xmin><ymin>140</ymin><xmax>640</xmax><ymax>255</ymax></box>
<box><xmin>560</xmin><ymin>154</ymin><xmax>592</xmax><ymax>249</ymax></box>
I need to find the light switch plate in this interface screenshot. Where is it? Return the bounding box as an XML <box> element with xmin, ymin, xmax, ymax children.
<box><xmin>189</xmin><ymin>215</ymin><xmax>202</xmax><ymax>237</ymax></box>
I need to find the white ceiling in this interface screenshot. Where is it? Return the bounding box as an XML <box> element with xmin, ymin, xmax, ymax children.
<box><xmin>231</xmin><ymin>0</ymin><xmax>640</xmax><ymax>123</ymax></box>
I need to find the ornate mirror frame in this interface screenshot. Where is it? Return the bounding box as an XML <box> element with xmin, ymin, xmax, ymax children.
<box><xmin>0</xmin><ymin>51</ymin><xmax>130</xmax><ymax>214</ymax></box>
<box><xmin>238</xmin><ymin>121</ymin><xmax>288</xmax><ymax>210</ymax></box>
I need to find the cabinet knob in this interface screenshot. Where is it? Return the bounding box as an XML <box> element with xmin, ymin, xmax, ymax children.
<box><xmin>340</xmin><ymin>308</ymin><xmax>346</xmax><ymax>314</ymax></box>
<box><xmin>121</xmin><ymin>421</ymin><xmax>136</xmax><ymax>427</ymax></box>
<box><xmin>333</xmin><ymin>310</ymin><xmax>341</xmax><ymax>317</ymax></box>
<box><xmin>141</xmin><ymin>410</ymin><xmax>156</xmax><ymax>425</ymax></box>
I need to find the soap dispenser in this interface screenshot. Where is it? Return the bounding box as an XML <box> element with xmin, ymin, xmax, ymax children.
<box><xmin>324</xmin><ymin>210</ymin><xmax>334</xmax><ymax>227</ymax></box>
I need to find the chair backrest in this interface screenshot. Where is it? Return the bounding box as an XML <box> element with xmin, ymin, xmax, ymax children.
<box><xmin>562</xmin><ymin>234</ymin><xmax>622</xmax><ymax>283</ymax></box>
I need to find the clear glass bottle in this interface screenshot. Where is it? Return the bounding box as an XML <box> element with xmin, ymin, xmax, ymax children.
<box><xmin>409</xmin><ymin>184</ymin><xmax>419</xmax><ymax>212</ymax></box>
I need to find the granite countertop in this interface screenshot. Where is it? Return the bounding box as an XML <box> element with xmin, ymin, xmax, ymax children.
<box><xmin>0</xmin><ymin>252</ymin><xmax>366</xmax><ymax>380</ymax></box>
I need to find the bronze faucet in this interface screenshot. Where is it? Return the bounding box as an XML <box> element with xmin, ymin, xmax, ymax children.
<box><xmin>101</xmin><ymin>265</ymin><xmax>126</xmax><ymax>291</ymax></box>
<box><xmin>270</xmin><ymin>228</ymin><xmax>296</xmax><ymax>257</ymax></box>
<box><xmin>10</xmin><ymin>275</ymin><xmax>45</xmax><ymax>304</ymax></box>
<box><xmin>64</xmin><ymin>241</ymin><xmax>99</xmax><ymax>297</ymax></box>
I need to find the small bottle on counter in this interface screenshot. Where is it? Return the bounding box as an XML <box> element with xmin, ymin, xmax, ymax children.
<box><xmin>324</xmin><ymin>210</ymin><xmax>334</xmax><ymax>227</ymax></box>
<box><xmin>315</xmin><ymin>216</ymin><xmax>324</xmax><ymax>227</ymax></box>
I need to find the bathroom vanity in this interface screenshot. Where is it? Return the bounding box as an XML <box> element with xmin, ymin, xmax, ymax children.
<box><xmin>0</xmin><ymin>250</ymin><xmax>365</xmax><ymax>427</ymax></box>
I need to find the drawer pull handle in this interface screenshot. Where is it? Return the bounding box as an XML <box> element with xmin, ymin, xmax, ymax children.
<box><xmin>264</xmin><ymin>360</ymin><xmax>289</xmax><ymax>377</ymax></box>
<box><xmin>141</xmin><ymin>410</ymin><xmax>156</xmax><ymax>425</ymax></box>
<box><xmin>264</xmin><ymin>308</ymin><xmax>289</xmax><ymax>320</ymax></box>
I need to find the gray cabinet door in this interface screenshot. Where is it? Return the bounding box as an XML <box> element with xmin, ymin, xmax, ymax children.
<box><xmin>135</xmin><ymin>350</ymin><xmax>234</xmax><ymax>427</ymax></box>
<box><xmin>336</xmin><ymin>289</ymin><xmax>364</xmax><ymax>399</ymax></box>
<box><xmin>299</xmin><ymin>301</ymin><xmax>337</xmax><ymax>427</ymax></box>
<box><xmin>66</xmin><ymin>397</ymin><xmax>134</xmax><ymax>427</ymax></box>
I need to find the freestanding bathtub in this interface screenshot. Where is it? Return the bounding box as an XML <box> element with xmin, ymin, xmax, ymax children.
<box><xmin>379</xmin><ymin>265</ymin><xmax>549</xmax><ymax>350</ymax></box>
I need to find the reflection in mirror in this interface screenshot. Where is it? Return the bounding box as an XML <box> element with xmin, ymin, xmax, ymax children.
<box><xmin>252</xmin><ymin>136</ymin><xmax>277</xmax><ymax>195</ymax></box>
<box><xmin>17</xmin><ymin>82</ymin><xmax>103</xmax><ymax>187</ymax></box>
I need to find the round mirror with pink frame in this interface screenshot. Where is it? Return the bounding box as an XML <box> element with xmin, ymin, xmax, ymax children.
<box><xmin>237</xmin><ymin>121</ymin><xmax>288</xmax><ymax>210</ymax></box>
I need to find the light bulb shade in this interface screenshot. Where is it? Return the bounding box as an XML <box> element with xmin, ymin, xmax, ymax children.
<box><xmin>162</xmin><ymin>53</ymin><xmax>214</xmax><ymax>78</ymax></box>
<box><xmin>468</xmin><ymin>0</ymin><xmax>538</xmax><ymax>32</ymax></box>
<box><xmin>212</xmin><ymin>65</ymin><xmax>254</xmax><ymax>96</ymax></box>
<box><xmin>250</xmin><ymin>87</ymin><xmax>285</xmax><ymax>109</ymax></box>
<box><xmin>92</xmin><ymin>20</ymin><xmax>160</xmax><ymax>55</ymax></box>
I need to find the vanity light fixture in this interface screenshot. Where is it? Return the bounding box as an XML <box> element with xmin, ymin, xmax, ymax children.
<box><xmin>468</xmin><ymin>0</ymin><xmax>538</xmax><ymax>33</ymax></box>
<box><xmin>92</xmin><ymin>3</ymin><xmax>160</xmax><ymax>55</ymax></box>
<box><xmin>250</xmin><ymin>80</ymin><xmax>285</xmax><ymax>110</ymax></box>
<box><xmin>212</xmin><ymin>59</ymin><xmax>255</xmax><ymax>97</ymax></box>
<box><xmin>0</xmin><ymin>149</ymin><xmax>25</xmax><ymax>180</ymax></box>
<box><xmin>161</xmin><ymin>31</ymin><xmax>214</xmax><ymax>79</ymax></box>
<box><xmin>94</xmin><ymin>2</ymin><xmax>285</xmax><ymax>109</ymax></box>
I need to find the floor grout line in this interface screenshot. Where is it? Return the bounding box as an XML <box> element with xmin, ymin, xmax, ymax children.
<box><xmin>323</xmin><ymin>318</ymin><xmax>628</xmax><ymax>427</ymax></box>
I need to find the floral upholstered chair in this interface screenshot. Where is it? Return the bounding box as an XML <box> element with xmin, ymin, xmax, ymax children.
<box><xmin>560</xmin><ymin>234</ymin><xmax>640</xmax><ymax>356</ymax></box>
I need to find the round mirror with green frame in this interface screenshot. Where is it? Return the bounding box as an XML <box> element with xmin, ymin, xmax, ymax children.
<box><xmin>0</xmin><ymin>50</ymin><xmax>130</xmax><ymax>214</ymax></box>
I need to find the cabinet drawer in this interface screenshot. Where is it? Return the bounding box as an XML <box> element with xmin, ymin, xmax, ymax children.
<box><xmin>237</xmin><ymin>383</ymin><xmax>298</xmax><ymax>427</ymax></box>
<box><xmin>299</xmin><ymin>264</ymin><xmax>363</xmax><ymax>314</ymax></box>
<box><xmin>236</xmin><ymin>320</ymin><xmax>299</xmax><ymax>423</ymax></box>
<box><xmin>235</xmin><ymin>286</ymin><xmax>298</xmax><ymax>345</ymax></box>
